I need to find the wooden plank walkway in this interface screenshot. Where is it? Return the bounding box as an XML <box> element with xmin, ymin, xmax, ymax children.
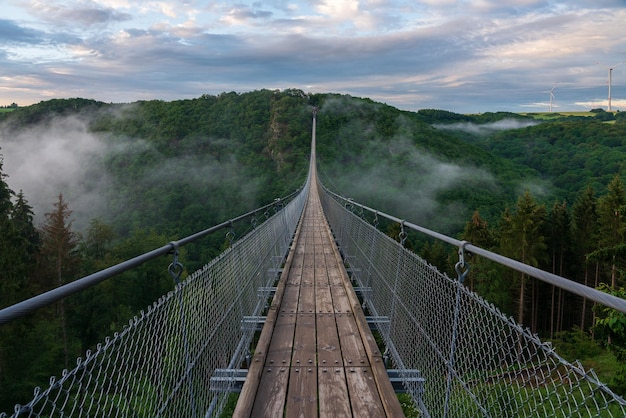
<box><xmin>234</xmin><ymin>178</ymin><xmax>405</xmax><ymax>417</ymax></box>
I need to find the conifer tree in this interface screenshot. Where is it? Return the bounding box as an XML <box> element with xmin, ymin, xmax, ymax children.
<box><xmin>0</xmin><ymin>156</ymin><xmax>16</xmax><ymax>307</ymax></box>
<box><xmin>39</xmin><ymin>193</ymin><xmax>81</xmax><ymax>368</ymax></box>
<box><xmin>596</xmin><ymin>174</ymin><xmax>626</xmax><ymax>288</ymax></box>
<box><xmin>12</xmin><ymin>191</ymin><xmax>40</xmax><ymax>254</ymax></box>
<box><xmin>461</xmin><ymin>210</ymin><xmax>494</xmax><ymax>293</ymax></box>
<box><xmin>571</xmin><ymin>186</ymin><xmax>598</xmax><ymax>331</ymax></box>
<box><xmin>83</xmin><ymin>218</ymin><xmax>115</xmax><ymax>259</ymax></box>
<box><xmin>547</xmin><ymin>201</ymin><xmax>571</xmax><ymax>337</ymax></box>
<box><xmin>0</xmin><ymin>159</ymin><xmax>41</xmax><ymax>412</ymax></box>
<box><xmin>0</xmin><ymin>162</ymin><xmax>35</xmax><ymax>307</ymax></box>
<box><xmin>498</xmin><ymin>191</ymin><xmax>547</xmax><ymax>329</ymax></box>
<box><xmin>12</xmin><ymin>191</ymin><xmax>40</xmax><ymax>295</ymax></box>
<box><xmin>0</xmin><ymin>156</ymin><xmax>16</xmax><ymax>412</ymax></box>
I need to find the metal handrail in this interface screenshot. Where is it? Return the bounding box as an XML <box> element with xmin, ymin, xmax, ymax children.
<box><xmin>323</xmin><ymin>187</ymin><xmax>626</xmax><ymax>314</ymax></box>
<box><xmin>0</xmin><ymin>187</ymin><xmax>303</xmax><ymax>325</ymax></box>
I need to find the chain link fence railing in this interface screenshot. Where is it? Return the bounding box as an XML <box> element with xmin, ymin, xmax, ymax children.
<box><xmin>320</xmin><ymin>184</ymin><xmax>626</xmax><ymax>418</ymax></box>
<box><xmin>0</xmin><ymin>182</ymin><xmax>308</xmax><ymax>418</ymax></box>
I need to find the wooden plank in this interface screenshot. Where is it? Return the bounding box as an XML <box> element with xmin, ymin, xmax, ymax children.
<box><xmin>345</xmin><ymin>367</ymin><xmax>386</xmax><ymax>417</ymax></box>
<box><xmin>280</xmin><ymin>285</ymin><xmax>300</xmax><ymax>314</ymax></box>
<box><xmin>335</xmin><ymin>314</ymin><xmax>369</xmax><ymax>367</ymax></box>
<box><xmin>251</xmin><ymin>365</ymin><xmax>290</xmax><ymax>417</ymax></box>
<box><xmin>315</xmin><ymin>282</ymin><xmax>334</xmax><ymax>313</ymax></box>
<box><xmin>328</xmin><ymin>281</ymin><xmax>352</xmax><ymax>313</ymax></box>
<box><xmin>318</xmin><ymin>366</ymin><xmax>352</xmax><ymax>417</ymax></box>
<box><xmin>234</xmin><ymin>206</ymin><xmax>306</xmax><ymax>417</ymax></box>
<box><xmin>321</xmin><ymin>225</ymin><xmax>406</xmax><ymax>418</ymax></box>
<box><xmin>240</xmin><ymin>170</ymin><xmax>408</xmax><ymax>417</ymax></box>
<box><xmin>316</xmin><ymin>313</ymin><xmax>343</xmax><ymax>367</ymax></box>
<box><xmin>292</xmin><ymin>313</ymin><xmax>316</xmax><ymax>366</ymax></box>
<box><xmin>285</xmin><ymin>366</ymin><xmax>317</xmax><ymax>418</ymax></box>
<box><xmin>266</xmin><ymin>314</ymin><xmax>296</xmax><ymax>366</ymax></box>
<box><xmin>325</xmin><ymin>254</ymin><xmax>344</xmax><ymax>286</ymax></box>
<box><xmin>286</xmin><ymin>260</ymin><xmax>303</xmax><ymax>286</ymax></box>
<box><xmin>297</xmin><ymin>283</ymin><xmax>316</xmax><ymax>314</ymax></box>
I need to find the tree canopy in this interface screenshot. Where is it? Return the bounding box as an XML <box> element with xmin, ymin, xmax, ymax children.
<box><xmin>3</xmin><ymin>91</ymin><xmax>626</xmax><ymax>408</ymax></box>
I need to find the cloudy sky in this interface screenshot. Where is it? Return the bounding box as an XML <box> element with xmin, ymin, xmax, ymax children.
<box><xmin>1</xmin><ymin>0</ymin><xmax>625</xmax><ymax>113</ymax></box>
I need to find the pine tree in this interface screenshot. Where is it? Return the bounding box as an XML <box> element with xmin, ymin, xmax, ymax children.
<box><xmin>571</xmin><ymin>186</ymin><xmax>598</xmax><ymax>331</ymax></box>
<box><xmin>461</xmin><ymin>210</ymin><xmax>494</xmax><ymax>293</ymax></box>
<box><xmin>12</xmin><ymin>191</ymin><xmax>40</xmax><ymax>296</ymax></box>
<box><xmin>0</xmin><ymin>156</ymin><xmax>12</xmax><ymax>219</ymax></box>
<box><xmin>596</xmin><ymin>174</ymin><xmax>626</xmax><ymax>288</ymax></box>
<box><xmin>0</xmin><ymin>156</ymin><xmax>17</xmax><ymax>308</ymax></box>
<box><xmin>0</xmin><ymin>156</ymin><xmax>17</xmax><ymax>412</ymax></box>
<box><xmin>546</xmin><ymin>201</ymin><xmax>571</xmax><ymax>337</ymax></box>
<box><xmin>39</xmin><ymin>193</ymin><xmax>81</xmax><ymax>368</ymax></box>
<box><xmin>498</xmin><ymin>191</ymin><xmax>547</xmax><ymax>329</ymax></box>
<box><xmin>420</xmin><ymin>240</ymin><xmax>450</xmax><ymax>274</ymax></box>
<box><xmin>85</xmin><ymin>219</ymin><xmax>114</xmax><ymax>254</ymax></box>
<box><xmin>0</xmin><ymin>160</ymin><xmax>42</xmax><ymax>412</ymax></box>
<box><xmin>12</xmin><ymin>191</ymin><xmax>40</xmax><ymax>255</ymax></box>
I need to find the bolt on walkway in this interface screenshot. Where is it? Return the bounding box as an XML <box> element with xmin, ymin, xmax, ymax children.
<box><xmin>234</xmin><ymin>179</ymin><xmax>404</xmax><ymax>417</ymax></box>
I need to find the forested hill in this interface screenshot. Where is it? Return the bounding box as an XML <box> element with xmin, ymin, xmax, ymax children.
<box><xmin>0</xmin><ymin>91</ymin><xmax>314</xmax><ymax>236</ymax></box>
<box><xmin>427</xmin><ymin>109</ymin><xmax>626</xmax><ymax>204</ymax></box>
<box><xmin>3</xmin><ymin>90</ymin><xmax>626</xmax><ymax>411</ymax></box>
<box><xmin>0</xmin><ymin>91</ymin><xmax>547</xmax><ymax>238</ymax></box>
<box><xmin>2</xmin><ymin>90</ymin><xmax>626</xmax><ymax>241</ymax></box>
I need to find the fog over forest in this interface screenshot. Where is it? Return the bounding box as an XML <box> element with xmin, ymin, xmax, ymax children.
<box><xmin>2</xmin><ymin>93</ymin><xmax>626</xmax><ymax>415</ymax></box>
<box><xmin>0</xmin><ymin>111</ymin><xmax>261</xmax><ymax>232</ymax></box>
<box><xmin>0</xmin><ymin>115</ymin><xmax>109</xmax><ymax>229</ymax></box>
<box><xmin>434</xmin><ymin>119</ymin><xmax>541</xmax><ymax>135</ymax></box>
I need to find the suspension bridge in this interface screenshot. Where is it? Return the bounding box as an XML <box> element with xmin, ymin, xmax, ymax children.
<box><xmin>1</xmin><ymin>112</ymin><xmax>626</xmax><ymax>417</ymax></box>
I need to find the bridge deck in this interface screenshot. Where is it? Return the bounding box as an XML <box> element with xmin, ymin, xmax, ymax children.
<box><xmin>234</xmin><ymin>183</ymin><xmax>404</xmax><ymax>417</ymax></box>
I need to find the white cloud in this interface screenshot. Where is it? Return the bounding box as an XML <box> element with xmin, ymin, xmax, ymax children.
<box><xmin>1</xmin><ymin>0</ymin><xmax>625</xmax><ymax>112</ymax></box>
<box><xmin>315</xmin><ymin>0</ymin><xmax>359</xmax><ymax>17</ymax></box>
<box><xmin>575</xmin><ymin>98</ymin><xmax>626</xmax><ymax>111</ymax></box>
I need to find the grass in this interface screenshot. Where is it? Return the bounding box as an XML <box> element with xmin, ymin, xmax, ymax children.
<box><xmin>584</xmin><ymin>351</ymin><xmax>622</xmax><ymax>383</ymax></box>
<box><xmin>550</xmin><ymin>328</ymin><xmax>625</xmax><ymax>398</ymax></box>
<box><xmin>522</xmin><ymin>111</ymin><xmax>596</xmax><ymax>120</ymax></box>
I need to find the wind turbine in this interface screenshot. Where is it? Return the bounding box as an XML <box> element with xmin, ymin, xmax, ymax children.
<box><xmin>543</xmin><ymin>86</ymin><xmax>556</xmax><ymax>112</ymax></box>
<box><xmin>608</xmin><ymin>61</ymin><xmax>625</xmax><ymax>112</ymax></box>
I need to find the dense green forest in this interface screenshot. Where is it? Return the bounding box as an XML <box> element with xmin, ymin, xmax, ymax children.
<box><xmin>1</xmin><ymin>90</ymin><xmax>626</xmax><ymax>411</ymax></box>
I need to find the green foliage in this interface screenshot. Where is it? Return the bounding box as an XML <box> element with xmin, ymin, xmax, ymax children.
<box><xmin>91</xmin><ymin>91</ymin><xmax>310</xmax><ymax>241</ymax></box>
<box><xmin>420</xmin><ymin>240</ymin><xmax>452</xmax><ymax>274</ymax></box>
<box><xmin>553</xmin><ymin>327</ymin><xmax>603</xmax><ymax>360</ymax></box>
<box><xmin>398</xmin><ymin>393</ymin><xmax>420</xmax><ymax>417</ymax></box>
<box><xmin>5</xmin><ymin>92</ymin><xmax>626</xmax><ymax>412</ymax></box>
<box><xmin>314</xmin><ymin>95</ymin><xmax>541</xmax><ymax>233</ymax></box>
<box><xmin>417</xmin><ymin>109</ymin><xmax>533</xmax><ymax>125</ymax></box>
<box><xmin>554</xmin><ymin>325</ymin><xmax>626</xmax><ymax>397</ymax></box>
<box><xmin>417</xmin><ymin>108</ymin><xmax>472</xmax><ymax>124</ymax></box>
<box><xmin>498</xmin><ymin>192</ymin><xmax>547</xmax><ymax>268</ymax></box>
<box><xmin>467</xmin><ymin>120</ymin><xmax>626</xmax><ymax>204</ymax></box>
<box><xmin>218</xmin><ymin>394</ymin><xmax>239</xmax><ymax>418</ymax></box>
<box><xmin>594</xmin><ymin>284</ymin><xmax>626</xmax><ymax>345</ymax></box>
<box><xmin>1</xmin><ymin>98</ymin><xmax>106</xmax><ymax>129</ymax></box>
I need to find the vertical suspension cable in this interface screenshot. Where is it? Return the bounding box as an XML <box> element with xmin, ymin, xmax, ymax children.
<box><xmin>167</xmin><ymin>242</ymin><xmax>198</xmax><ymax>418</ymax></box>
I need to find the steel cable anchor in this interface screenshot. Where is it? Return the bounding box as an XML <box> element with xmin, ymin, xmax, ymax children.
<box><xmin>398</xmin><ymin>221</ymin><xmax>408</xmax><ymax>247</ymax></box>
<box><xmin>168</xmin><ymin>241</ymin><xmax>184</xmax><ymax>284</ymax></box>
<box><xmin>454</xmin><ymin>241</ymin><xmax>470</xmax><ymax>283</ymax></box>
<box><xmin>226</xmin><ymin>221</ymin><xmax>235</xmax><ymax>247</ymax></box>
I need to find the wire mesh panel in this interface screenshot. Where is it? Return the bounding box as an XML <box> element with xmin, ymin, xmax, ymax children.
<box><xmin>1</xmin><ymin>186</ymin><xmax>307</xmax><ymax>418</ymax></box>
<box><xmin>320</xmin><ymin>187</ymin><xmax>626</xmax><ymax>418</ymax></box>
